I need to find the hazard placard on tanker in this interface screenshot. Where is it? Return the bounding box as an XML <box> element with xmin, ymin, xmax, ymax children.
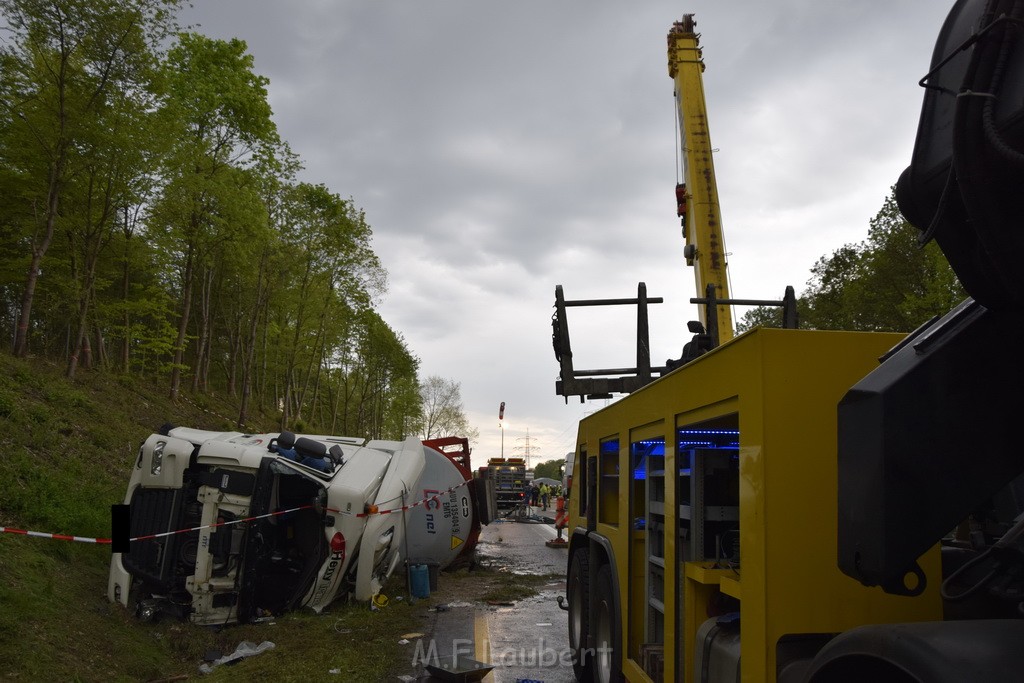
<box><xmin>406</xmin><ymin>445</ymin><xmax>477</xmax><ymax>565</ymax></box>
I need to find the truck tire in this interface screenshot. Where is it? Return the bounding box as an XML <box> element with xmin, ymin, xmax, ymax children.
<box><xmin>594</xmin><ymin>563</ymin><xmax>621</xmax><ymax>683</ymax></box>
<box><xmin>568</xmin><ymin>547</ymin><xmax>592</xmax><ymax>680</ymax></box>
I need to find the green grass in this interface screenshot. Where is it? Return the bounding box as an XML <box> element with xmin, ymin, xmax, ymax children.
<box><xmin>0</xmin><ymin>537</ymin><xmax>171</xmax><ymax>681</ymax></box>
<box><xmin>478</xmin><ymin>571</ymin><xmax>563</xmax><ymax>604</ymax></box>
<box><xmin>0</xmin><ymin>537</ymin><xmax>429</xmax><ymax>681</ymax></box>
<box><xmin>0</xmin><ymin>354</ymin><xmax>436</xmax><ymax>681</ymax></box>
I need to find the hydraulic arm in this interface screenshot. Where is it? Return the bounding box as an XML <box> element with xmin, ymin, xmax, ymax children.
<box><xmin>668</xmin><ymin>15</ymin><xmax>733</xmax><ymax>343</ymax></box>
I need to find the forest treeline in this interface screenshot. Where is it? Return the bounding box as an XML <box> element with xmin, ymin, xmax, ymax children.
<box><xmin>737</xmin><ymin>191</ymin><xmax>966</xmax><ymax>333</ymax></box>
<box><xmin>0</xmin><ymin>0</ymin><xmax>422</xmax><ymax>437</ymax></box>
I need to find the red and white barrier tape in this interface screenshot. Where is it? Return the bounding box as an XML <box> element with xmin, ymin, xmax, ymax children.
<box><xmin>0</xmin><ymin>527</ymin><xmax>113</xmax><ymax>544</ymax></box>
<box><xmin>354</xmin><ymin>478</ymin><xmax>471</xmax><ymax>518</ymax></box>
<box><xmin>0</xmin><ymin>504</ymin><xmax>315</xmax><ymax>545</ymax></box>
<box><xmin>130</xmin><ymin>504</ymin><xmax>316</xmax><ymax>542</ymax></box>
<box><xmin>0</xmin><ymin>478</ymin><xmax>474</xmax><ymax>545</ymax></box>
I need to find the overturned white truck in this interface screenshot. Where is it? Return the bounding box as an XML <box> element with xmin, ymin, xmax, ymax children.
<box><xmin>108</xmin><ymin>426</ymin><xmax>489</xmax><ymax>625</ymax></box>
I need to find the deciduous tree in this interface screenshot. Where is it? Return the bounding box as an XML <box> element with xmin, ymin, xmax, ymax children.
<box><xmin>802</xmin><ymin>191</ymin><xmax>964</xmax><ymax>331</ymax></box>
<box><xmin>534</xmin><ymin>459</ymin><xmax>565</xmax><ymax>481</ymax></box>
<box><xmin>0</xmin><ymin>0</ymin><xmax>183</xmax><ymax>357</ymax></box>
<box><xmin>153</xmin><ymin>33</ymin><xmax>278</xmax><ymax>398</ymax></box>
<box><xmin>736</xmin><ymin>189</ymin><xmax>965</xmax><ymax>333</ymax></box>
<box><xmin>417</xmin><ymin>375</ymin><xmax>478</xmax><ymax>441</ymax></box>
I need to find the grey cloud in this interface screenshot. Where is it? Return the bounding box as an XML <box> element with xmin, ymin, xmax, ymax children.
<box><xmin>184</xmin><ymin>0</ymin><xmax>956</xmax><ymax>458</ymax></box>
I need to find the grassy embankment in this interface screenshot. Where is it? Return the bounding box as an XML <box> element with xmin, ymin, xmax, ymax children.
<box><xmin>0</xmin><ymin>354</ymin><xmax>492</xmax><ymax>681</ymax></box>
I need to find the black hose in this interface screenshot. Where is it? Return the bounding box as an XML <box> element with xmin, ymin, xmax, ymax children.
<box><xmin>941</xmin><ymin>545</ymin><xmax>999</xmax><ymax>602</ymax></box>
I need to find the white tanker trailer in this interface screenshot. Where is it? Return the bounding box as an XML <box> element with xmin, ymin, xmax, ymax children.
<box><xmin>108</xmin><ymin>426</ymin><xmax>487</xmax><ymax>625</ymax></box>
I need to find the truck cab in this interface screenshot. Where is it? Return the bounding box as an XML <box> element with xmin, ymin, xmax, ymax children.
<box><xmin>108</xmin><ymin>427</ymin><xmax>453</xmax><ymax>625</ymax></box>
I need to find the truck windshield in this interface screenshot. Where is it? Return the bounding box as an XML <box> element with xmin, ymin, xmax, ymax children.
<box><xmin>238</xmin><ymin>458</ymin><xmax>328</xmax><ymax>620</ymax></box>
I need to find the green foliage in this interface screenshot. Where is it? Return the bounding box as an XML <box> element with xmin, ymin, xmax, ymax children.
<box><xmin>0</xmin><ymin>539</ymin><xmax>173</xmax><ymax>680</ymax></box>
<box><xmin>735</xmin><ymin>304</ymin><xmax>802</xmax><ymax>334</ymax></box>
<box><xmin>0</xmin><ymin>0</ymin><xmax>186</xmax><ymax>358</ymax></box>
<box><xmin>0</xmin><ymin>0</ymin><xmax>427</xmax><ymax>443</ymax></box>
<box><xmin>0</xmin><ymin>359</ymin><xmax>125</xmax><ymax>537</ymax></box>
<box><xmin>0</xmin><ymin>388</ymin><xmax>14</xmax><ymax>418</ymax></box>
<box><xmin>533</xmin><ymin>459</ymin><xmax>565</xmax><ymax>481</ymax></box>
<box><xmin>801</xmin><ymin>190</ymin><xmax>965</xmax><ymax>331</ymax></box>
<box><xmin>737</xmin><ymin>188</ymin><xmax>966</xmax><ymax>334</ymax></box>
<box><xmin>163</xmin><ymin>33</ymin><xmax>277</xmax><ymax>155</ymax></box>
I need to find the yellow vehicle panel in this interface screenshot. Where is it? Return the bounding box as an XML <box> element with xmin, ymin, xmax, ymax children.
<box><xmin>570</xmin><ymin>328</ymin><xmax>943</xmax><ymax>682</ymax></box>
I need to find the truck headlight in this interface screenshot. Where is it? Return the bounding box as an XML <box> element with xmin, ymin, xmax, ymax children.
<box><xmin>151</xmin><ymin>440</ymin><xmax>166</xmax><ymax>475</ymax></box>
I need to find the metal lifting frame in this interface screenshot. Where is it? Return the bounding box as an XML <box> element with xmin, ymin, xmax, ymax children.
<box><xmin>690</xmin><ymin>284</ymin><xmax>800</xmax><ymax>348</ymax></box>
<box><xmin>552</xmin><ymin>283</ymin><xmax>665</xmax><ymax>401</ymax></box>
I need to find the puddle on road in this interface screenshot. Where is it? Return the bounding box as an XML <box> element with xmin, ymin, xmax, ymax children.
<box><xmin>475</xmin><ymin>539</ymin><xmax>563</xmax><ymax>576</ymax></box>
<box><xmin>474</xmin><ymin>521</ymin><xmax>568</xmax><ymax>577</ymax></box>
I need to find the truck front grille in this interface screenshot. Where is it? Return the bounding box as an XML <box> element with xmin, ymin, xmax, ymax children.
<box><xmin>123</xmin><ymin>488</ymin><xmax>184</xmax><ymax>586</ymax></box>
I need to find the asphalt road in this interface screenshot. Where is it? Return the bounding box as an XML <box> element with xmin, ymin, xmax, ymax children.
<box><xmin>411</xmin><ymin>506</ymin><xmax>577</xmax><ymax>683</ymax></box>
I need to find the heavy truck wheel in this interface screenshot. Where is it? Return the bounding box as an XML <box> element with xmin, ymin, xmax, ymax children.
<box><xmin>568</xmin><ymin>547</ymin><xmax>592</xmax><ymax>680</ymax></box>
<box><xmin>594</xmin><ymin>563</ymin><xmax>622</xmax><ymax>683</ymax></box>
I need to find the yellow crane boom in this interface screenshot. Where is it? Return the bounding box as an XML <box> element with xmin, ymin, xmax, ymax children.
<box><xmin>667</xmin><ymin>15</ymin><xmax>733</xmax><ymax>344</ymax></box>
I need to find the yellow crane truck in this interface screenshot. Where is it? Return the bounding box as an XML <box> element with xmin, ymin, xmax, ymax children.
<box><xmin>552</xmin><ymin>2</ymin><xmax>1024</xmax><ymax>681</ymax></box>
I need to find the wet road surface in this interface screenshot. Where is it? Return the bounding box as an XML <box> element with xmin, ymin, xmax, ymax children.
<box><xmin>411</xmin><ymin>506</ymin><xmax>577</xmax><ymax>683</ymax></box>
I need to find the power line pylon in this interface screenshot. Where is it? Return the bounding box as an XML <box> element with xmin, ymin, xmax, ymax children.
<box><xmin>513</xmin><ymin>428</ymin><xmax>540</xmax><ymax>468</ymax></box>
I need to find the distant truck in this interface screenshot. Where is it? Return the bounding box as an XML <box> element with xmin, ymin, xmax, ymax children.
<box><xmin>108</xmin><ymin>426</ymin><xmax>487</xmax><ymax>625</ymax></box>
<box><xmin>484</xmin><ymin>457</ymin><xmax>527</xmax><ymax>509</ymax></box>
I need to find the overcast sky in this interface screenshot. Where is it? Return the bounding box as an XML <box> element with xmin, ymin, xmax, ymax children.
<box><xmin>182</xmin><ymin>1</ymin><xmax>954</xmax><ymax>467</ymax></box>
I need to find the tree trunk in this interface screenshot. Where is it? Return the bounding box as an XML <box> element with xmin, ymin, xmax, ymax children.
<box><xmin>67</xmin><ymin>245</ymin><xmax>103</xmax><ymax>378</ymax></box>
<box><xmin>238</xmin><ymin>251</ymin><xmax>268</xmax><ymax>428</ymax></box>
<box><xmin>294</xmin><ymin>327</ymin><xmax>321</xmax><ymax>424</ymax></box>
<box><xmin>120</xmin><ymin>207</ymin><xmax>133</xmax><ymax>373</ymax></box>
<box><xmin>95</xmin><ymin>324</ymin><xmax>106</xmax><ymax>368</ymax></box>
<box><xmin>303</xmin><ymin>300</ymin><xmax>331</xmax><ymax>422</ymax></box>
<box><xmin>170</xmin><ymin>242</ymin><xmax>196</xmax><ymax>400</ymax></box>
<box><xmin>191</xmin><ymin>266</ymin><xmax>213</xmax><ymax>393</ymax></box>
<box><xmin>226</xmin><ymin>317</ymin><xmax>239</xmax><ymax>397</ymax></box>
<box><xmin>80</xmin><ymin>328</ymin><xmax>92</xmax><ymax>370</ymax></box>
<box><xmin>14</xmin><ymin>184</ymin><xmax>61</xmax><ymax>357</ymax></box>
<box><xmin>67</xmin><ymin>297</ymin><xmax>90</xmax><ymax>379</ymax></box>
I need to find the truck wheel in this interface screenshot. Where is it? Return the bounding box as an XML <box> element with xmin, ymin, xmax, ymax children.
<box><xmin>594</xmin><ymin>563</ymin><xmax>621</xmax><ymax>683</ymax></box>
<box><xmin>568</xmin><ymin>547</ymin><xmax>592</xmax><ymax>680</ymax></box>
